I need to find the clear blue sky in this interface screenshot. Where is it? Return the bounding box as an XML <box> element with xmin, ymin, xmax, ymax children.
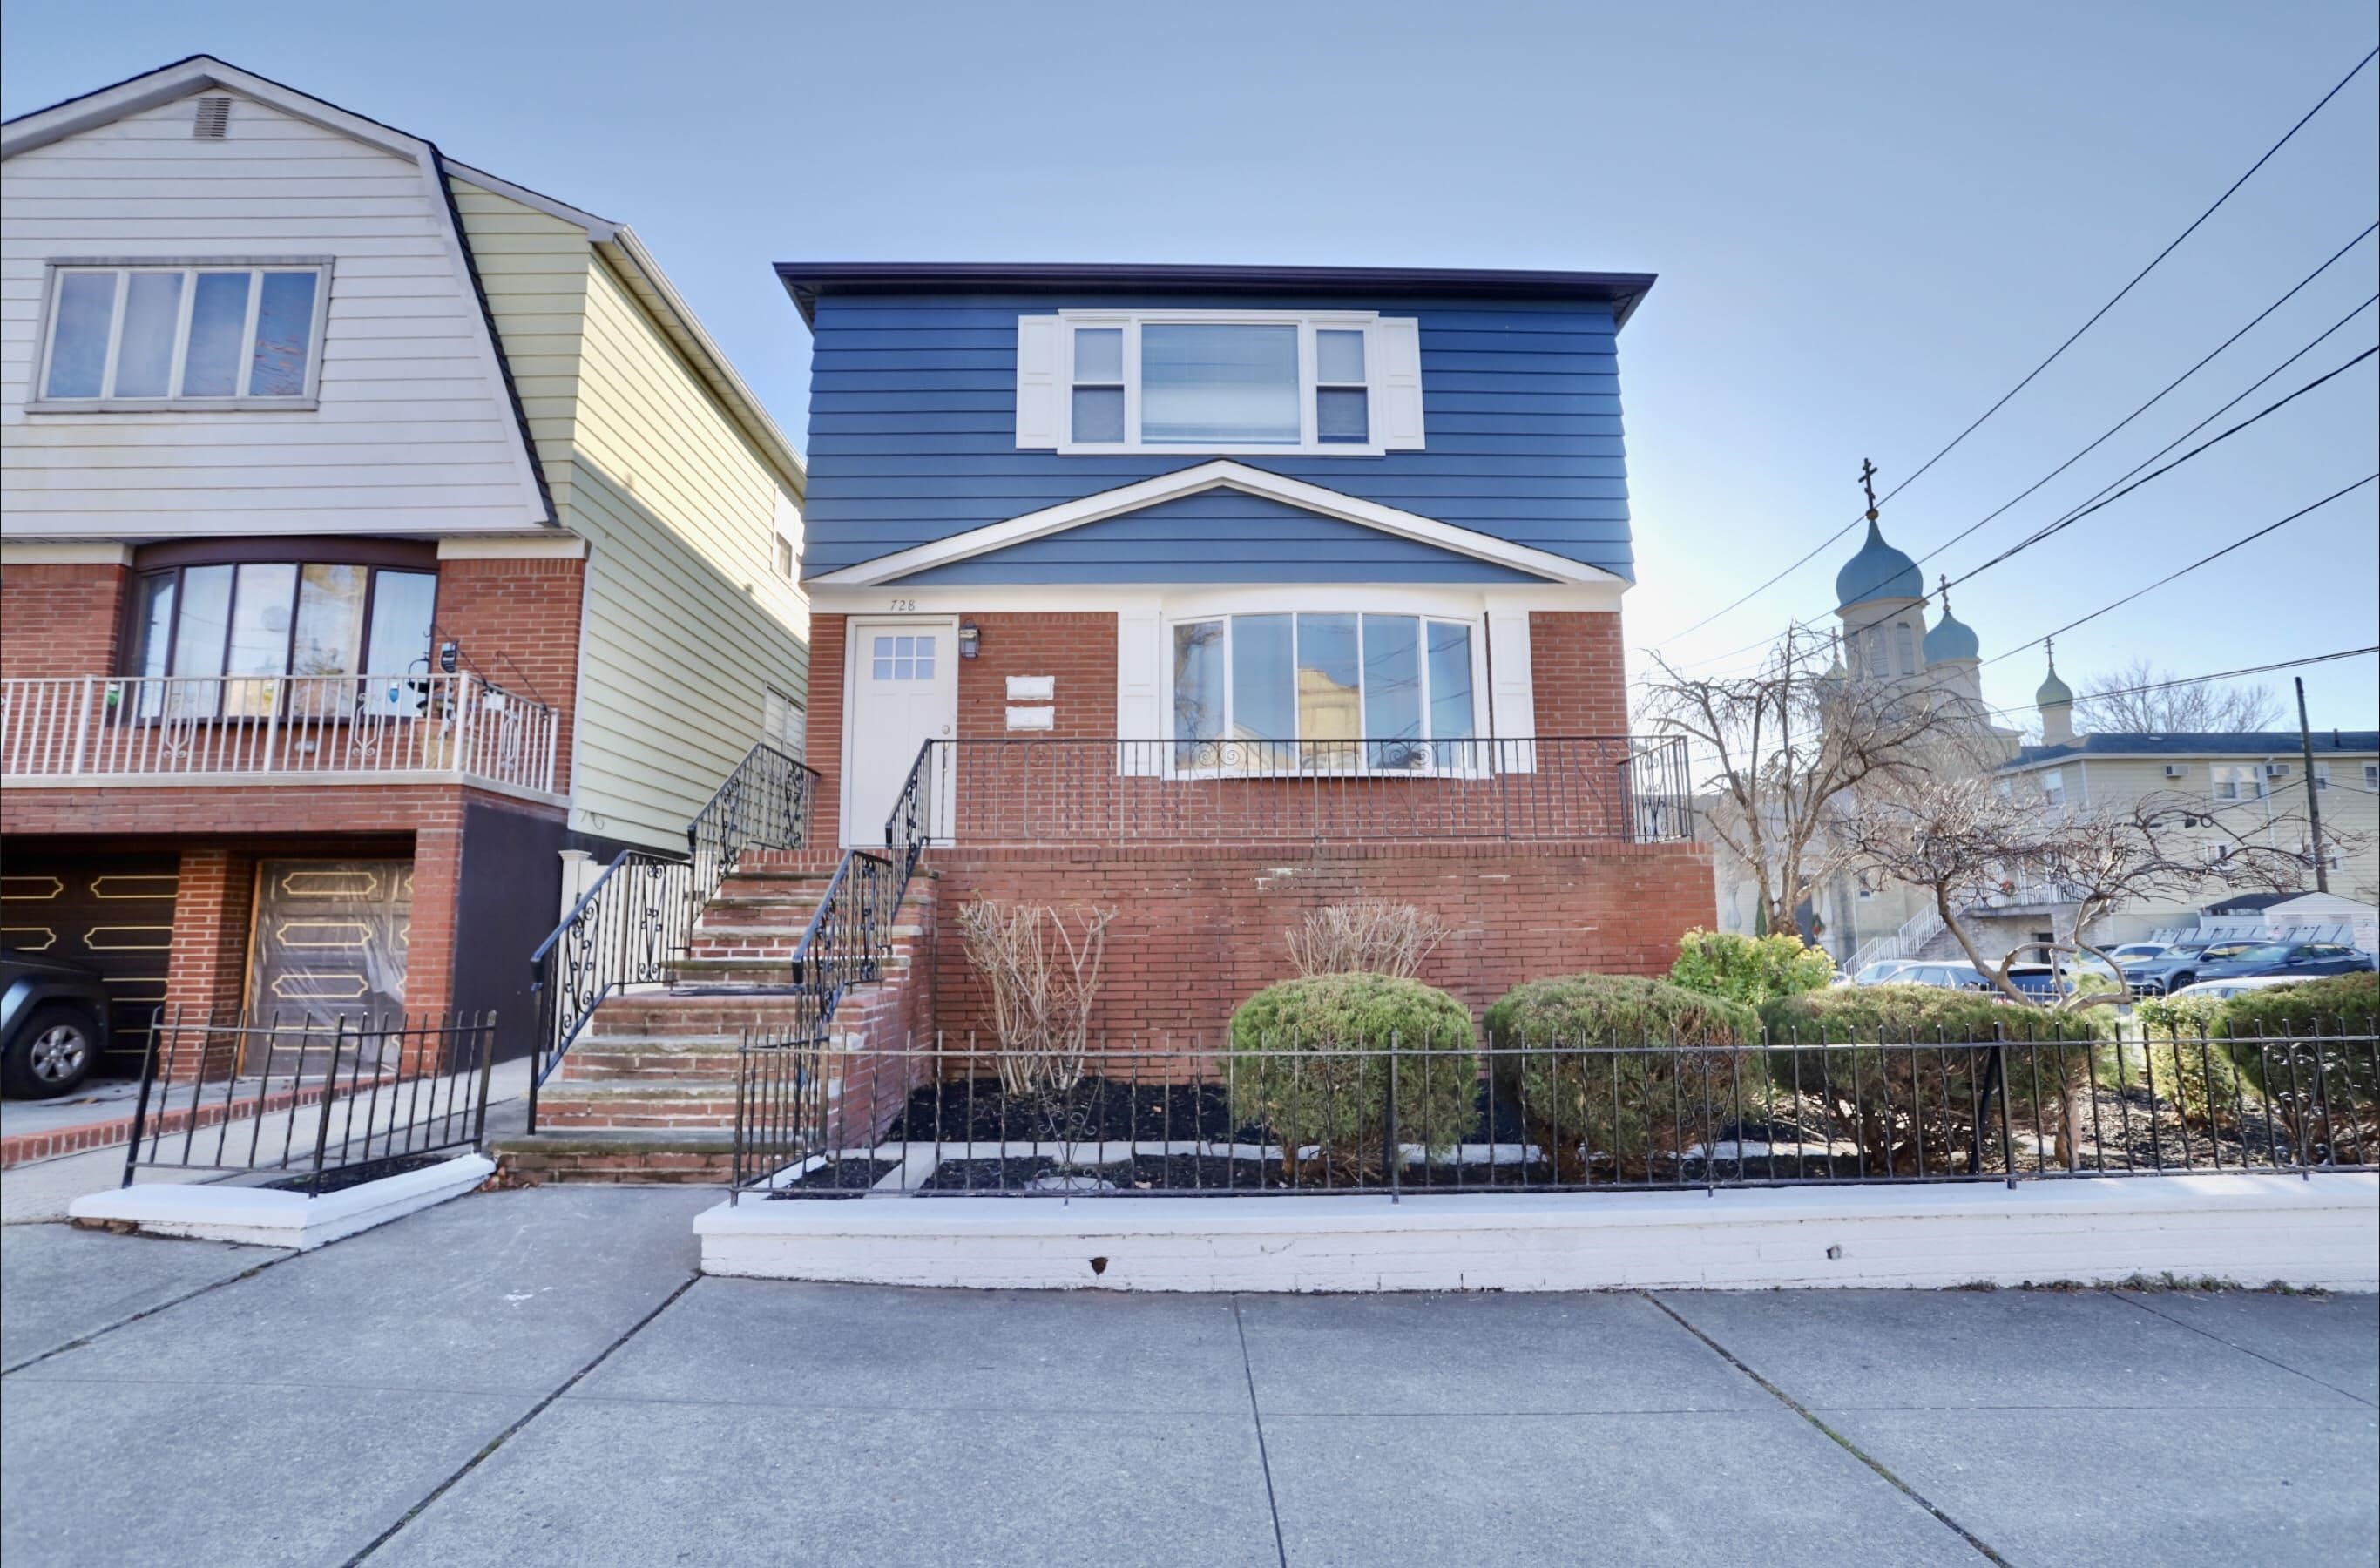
<box><xmin>7</xmin><ymin>0</ymin><xmax>2376</xmax><ymax>727</ymax></box>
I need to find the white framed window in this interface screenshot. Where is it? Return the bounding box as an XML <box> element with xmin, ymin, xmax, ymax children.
<box><xmin>2041</xmin><ymin>769</ymin><xmax>2065</xmax><ymax>808</ymax></box>
<box><xmin>1018</xmin><ymin>310</ymin><xmax>1424</xmax><ymax>455</ymax></box>
<box><xmin>773</xmin><ymin>532</ymin><xmax>797</xmax><ymax>582</ymax></box>
<box><xmin>1892</xmin><ymin>620</ymin><xmax>1915</xmax><ymax>675</ymax></box>
<box><xmin>1166</xmin><ymin>610</ymin><xmax>1481</xmax><ymax>774</ymax></box>
<box><xmin>2210</xmin><ymin>763</ymin><xmax>2267</xmax><ymax>802</ymax></box>
<box><xmin>2312</xmin><ymin>763</ymin><xmax>2330</xmax><ymax>791</ymax></box>
<box><xmin>31</xmin><ymin>260</ymin><xmax>332</xmax><ymax>409</ymax></box>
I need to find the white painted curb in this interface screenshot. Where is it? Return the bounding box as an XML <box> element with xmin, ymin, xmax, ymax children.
<box><xmin>694</xmin><ymin>1173</ymin><xmax>2380</xmax><ymax>1293</ymax></box>
<box><xmin>67</xmin><ymin>1153</ymin><xmax>494</xmax><ymax>1251</ymax></box>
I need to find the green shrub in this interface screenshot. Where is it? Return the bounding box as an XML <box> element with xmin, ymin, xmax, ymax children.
<box><xmin>1227</xmin><ymin>973</ymin><xmax>1478</xmax><ymax>1179</ymax></box>
<box><xmin>2216</xmin><ymin>973</ymin><xmax>2379</xmax><ymax>1162</ymax></box>
<box><xmin>1667</xmin><ymin>929</ymin><xmax>1836</xmax><ymax>1010</ymax></box>
<box><xmin>1484</xmin><ymin>974</ymin><xmax>1760</xmax><ymax>1179</ymax></box>
<box><xmin>1758</xmin><ymin>985</ymin><xmax>2113</xmax><ymax>1173</ymax></box>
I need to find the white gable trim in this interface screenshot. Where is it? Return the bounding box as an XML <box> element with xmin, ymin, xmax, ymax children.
<box><xmin>4</xmin><ymin>57</ymin><xmax>555</xmax><ymax>530</ymax></box>
<box><xmin>812</xmin><ymin>460</ymin><xmax>1626</xmax><ymax>589</ymax></box>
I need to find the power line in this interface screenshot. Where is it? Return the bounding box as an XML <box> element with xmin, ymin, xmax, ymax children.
<box><xmin>1652</xmin><ymin>44</ymin><xmax>2380</xmax><ymax>648</ymax></box>
<box><xmin>1979</xmin><ymin>476</ymin><xmax>2380</xmax><ymax>666</ymax></box>
<box><xmin>1944</xmin><ymin>345</ymin><xmax>2377</xmax><ymax>591</ymax></box>
<box><xmin>1674</xmin><ymin>325</ymin><xmax>2380</xmax><ymax>677</ymax></box>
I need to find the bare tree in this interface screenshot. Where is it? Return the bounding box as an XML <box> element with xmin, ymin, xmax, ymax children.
<box><xmin>2072</xmin><ymin>659</ymin><xmax>2279</xmax><ymax>734</ymax></box>
<box><xmin>1645</xmin><ymin>630</ymin><xmax>1988</xmax><ymax>939</ymax></box>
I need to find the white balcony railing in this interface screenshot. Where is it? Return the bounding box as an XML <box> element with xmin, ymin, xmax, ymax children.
<box><xmin>1</xmin><ymin>672</ymin><xmax>559</xmax><ymax>794</ymax></box>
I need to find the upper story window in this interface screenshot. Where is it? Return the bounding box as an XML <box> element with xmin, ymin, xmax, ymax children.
<box><xmin>124</xmin><ymin>545</ymin><xmax>436</xmax><ymax>718</ymax></box>
<box><xmin>1170</xmin><ymin>610</ymin><xmax>1478</xmax><ymax>773</ymax></box>
<box><xmin>2040</xmin><ymin>769</ymin><xmax>2065</xmax><ymax>808</ymax></box>
<box><xmin>35</xmin><ymin>261</ymin><xmax>329</xmax><ymax>409</ymax></box>
<box><xmin>1017</xmin><ymin>310</ymin><xmax>1424</xmax><ymax>455</ymax></box>
<box><xmin>2210</xmin><ymin>763</ymin><xmax>2267</xmax><ymax>802</ymax></box>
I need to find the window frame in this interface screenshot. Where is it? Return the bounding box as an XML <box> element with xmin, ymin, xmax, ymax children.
<box><xmin>1160</xmin><ymin>606</ymin><xmax>1487</xmax><ymax>779</ymax></box>
<box><xmin>2209</xmin><ymin>763</ymin><xmax>2268</xmax><ymax>802</ymax></box>
<box><xmin>1054</xmin><ymin>308</ymin><xmax>1387</xmax><ymax>456</ymax></box>
<box><xmin>28</xmin><ymin>257</ymin><xmax>333</xmax><ymax>412</ymax></box>
<box><xmin>116</xmin><ymin>540</ymin><xmax>440</xmax><ymax>721</ymax></box>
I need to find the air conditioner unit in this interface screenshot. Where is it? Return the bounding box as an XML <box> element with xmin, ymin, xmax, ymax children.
<box><xmin>2163</xmin><ymin>763</ymin><xmax>2187</xmax><ymax>778</ymax></box>
<box><xmin>2265</xmin><ymin>763</ymin><xmax>2289</xmax><ymax>778</ymax></box>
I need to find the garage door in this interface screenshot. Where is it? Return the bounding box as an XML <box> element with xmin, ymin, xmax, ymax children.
<box><xmin>0</xmin><ymin>854</ymin><xmax>177</xmax><ymax>1064</ymax></box>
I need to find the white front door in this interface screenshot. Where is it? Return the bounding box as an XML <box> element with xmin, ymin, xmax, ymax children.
<box><xmin>843</xmin><ymin>618</ymin><xmax>957</xmax><ymax>848</ymax></box>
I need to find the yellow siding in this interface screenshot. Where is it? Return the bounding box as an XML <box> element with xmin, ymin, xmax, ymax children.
<box><xmin>450</xmin><ymin>180</ymin><xmax>808</xmax><ymax>850</ymax></box>
<box><xmin>2051</xmin><ymin>754</ymin><xmax>2380</xmax><ymax>910</ymax></box>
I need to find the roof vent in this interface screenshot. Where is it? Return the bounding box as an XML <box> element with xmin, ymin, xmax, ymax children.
<box><xmin>193</xmin><ymin>96</ymin><xmax>232</xmax><ymax>139</ymax></box>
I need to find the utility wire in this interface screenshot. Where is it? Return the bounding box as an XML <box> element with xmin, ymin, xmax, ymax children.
<box><xmin>1979</xmin><ymin>476</ymin><xmax>2379</xmax><ymax>665</ymax></box>
<box><xmin>1674</xmin><ymin>327</ymin><xmax>2380</xmax><ymax>676</ymax></box>
<box><xmin>1652</xmin><ymin>44</ymin><xmax>2380</xmax><ymax>648</ymax></box>
<box><xmin>1944</xmin><ymin>346</ymin><xmax>2377</xmax><ymax>589</ymax></box>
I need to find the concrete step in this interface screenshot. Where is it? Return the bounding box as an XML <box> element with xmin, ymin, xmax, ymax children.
<box><xmin>492</xmin><ymin>1130</ymin><xmax>739</xmax><ymax>1185</ymax></box>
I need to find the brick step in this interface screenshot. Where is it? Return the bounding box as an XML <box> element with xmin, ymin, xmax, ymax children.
<box><xmin>492</xmin><ymin>1131</ymin><xmax>739</xmax><ymax>1186</ymax></box>
<box><xmin>534</xmin><ymin>1080</ymin><xmax>744</xmax><ymax>1131</ymax></box>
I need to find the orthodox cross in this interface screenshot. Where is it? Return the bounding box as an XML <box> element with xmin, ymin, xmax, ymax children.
<box><xmin>1858</xmin><ymin>457</ymin><xmax>1880</xmax><ymax>521</ymax></box>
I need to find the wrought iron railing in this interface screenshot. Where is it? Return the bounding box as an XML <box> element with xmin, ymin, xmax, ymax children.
<box><xmin>123</xmin><ymin>1010</ymin><xmax>498</xmax><ymax>1195</ymax></box>
<box><xmin>525</xmin><ymin>741</ymin><xmax>820</xmax><ymax>1125</ymax></box>
<box><xmin>689</xmin><ymin>740</ymin><xmax>817</xmax><ymax>897</ymax></box>
<box><xmin>731</xmin><ymin>1024</ymin><xmax>2380</xmax><ymax>1198</ymax></box>
<box><xmin>876</xmin><ymin>734</ymin><xmax>1694</xmax><ymax>848</ymax></box>
<box><xmin>1</xmin><ymin>672</ymin><xmax>558</xmax><ymax>794</ymax></box>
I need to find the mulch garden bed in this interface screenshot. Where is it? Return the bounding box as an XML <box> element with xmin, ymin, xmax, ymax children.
<box><xmin>763</xmin><ymin>1157</ymin><xmax>903</xmax><ymax>1198</ymax></box>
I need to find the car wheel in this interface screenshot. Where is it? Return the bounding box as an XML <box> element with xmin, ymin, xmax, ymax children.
<box><xmin>3</xmin><ymin>1004</ymin><xmax>98</xmax><ymax>1099</ymax></box>
<box><xmin>2165</xmin><ymin>973</ymin><xmax>2194</xmax><ymax>995</ymax></box>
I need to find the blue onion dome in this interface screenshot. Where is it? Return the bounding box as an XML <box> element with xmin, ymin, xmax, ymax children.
<box><xmin>2037</xmin><ymin>647</ymin><xmax>2073</xmax><ymax>707</ymax></box>
<box><xmin>1924</xmin><ymin>583</ymin><xmax>1980</xmax><ymax>664</ymax></box>
<box><xmin>1835</xmin><ymin>519</ymin><xmax>1923</xmax><ymax>609</ymax></box>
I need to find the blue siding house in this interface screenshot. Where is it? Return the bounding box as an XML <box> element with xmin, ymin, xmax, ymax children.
<box><xmin>776</xmin><ymin>263</ymin><xmax>1662</xmax><ymax>850</ymax></box>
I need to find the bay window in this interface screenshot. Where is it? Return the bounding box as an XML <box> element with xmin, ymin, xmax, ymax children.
<box><xmin>1170</xmin><ymin>612</ymin><xmax>1478</xmax><ymax>772</ymax></box>
<box><xmin>125</xmin><ymin>551</ymin><xmax>437</xmax><ymax>719</ymax></box>
<box><xmin>36</xmin><ymin>261</ymin><xmax>330</xmax><ymax>407</ymax></box>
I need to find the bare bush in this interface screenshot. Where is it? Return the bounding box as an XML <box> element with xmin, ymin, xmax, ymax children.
<box><xmin>1284</xmin><ymin>900</ymin><xmax>1454</xmax><ymax>980</ymax></box>
<box><xmin>956</xmin><ymin>901</ymin><xmax>1117</xmax><ymax>1095</ymax></box>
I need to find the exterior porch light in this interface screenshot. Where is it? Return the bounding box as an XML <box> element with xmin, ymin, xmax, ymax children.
<box><xmin>958</xmin><ymin>621</ymin><xmax>981</xmax><ymax>659</ymax></box>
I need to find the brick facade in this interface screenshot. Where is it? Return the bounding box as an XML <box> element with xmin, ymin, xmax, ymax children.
<box><xmin>1529</xmin><ymin>611</ymin><xmax>1630</xmax><ymax>736</ymax></box>
<box><xmin>928</xmin><ymin>841</ymin><xmax>1714</xmax><ymax>1042</ymax></box>
<box><xmin>429</xmin><ymin>555</ymin><xmax>586</xmax><ymax>794</ymax></box>
<box><xmin>0</xmin><ymin>561</ymin><xmax>129</xmax><ymax>679</ymax></box>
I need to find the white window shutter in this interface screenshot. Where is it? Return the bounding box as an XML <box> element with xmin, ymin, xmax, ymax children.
<box><xmin>1015</xmin><ymin>315</ymin><xmax>1064</xmax><ymax>448</ymax></box>
<box><xmin>1373</xmin><ymin>316</ymin><xmax>1425</xmax><ymax>449</ymax></box>
<box><xmin>1116</xmin><ymin>608</ymin><xmax>1162</xmax><ymax>774</ymax></box>
<box><xmin>1487</xmin><ymin>610</ymin><xmax>1536</xmax><ymax>773</ymax></box>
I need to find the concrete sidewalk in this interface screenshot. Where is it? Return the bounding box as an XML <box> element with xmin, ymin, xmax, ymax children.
<box><xmin>2</xmin><ymin>1188</ymin><xmax>2373</xmax><ymax>1567</ymax></box>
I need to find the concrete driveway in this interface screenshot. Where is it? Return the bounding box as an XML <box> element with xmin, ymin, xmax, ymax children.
<box><xmin>2</xmin><ymin>1186</ymin><xmax>2373</xmax><ymax>1566</ymax></box>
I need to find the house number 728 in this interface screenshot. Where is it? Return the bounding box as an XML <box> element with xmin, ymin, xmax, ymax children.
<box><xmin>888</xmin><ymin>598</ymin><xmax>916</xmax><ymax>612</ymax></box>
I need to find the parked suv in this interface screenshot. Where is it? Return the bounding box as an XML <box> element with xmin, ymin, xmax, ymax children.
<box><xmin>0</xmin><ymin>951</ymin><xmax>112</xmax><ymax>1098</ymax></box>
<box><xmin>2126</xmin><ymin>940</ymin><xmax>2262</xmax><ymax>997</ymax></box>
<box><xmin>2190</xmin><ymin>941</ymin><xmax>2377</xmax><ymax>986</ymax></box>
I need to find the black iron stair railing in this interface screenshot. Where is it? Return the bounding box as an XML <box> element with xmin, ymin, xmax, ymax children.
<box><xmin>527</xmin><ymin>740</ymin><xmax>817</xmax><ymax>1128</ymax></box>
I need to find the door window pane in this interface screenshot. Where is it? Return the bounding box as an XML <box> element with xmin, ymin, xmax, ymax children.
<box><xmin>248</xmin><ymin>272</ymin><xmax>318</xmax><ymax>395</ymax></box>
<box><xmin>44</xmin><ymin>273</ymin><xmax>116</xmax><ymax>398</ymax></box>
<box><xmin>1361</xmin><ymin>615</ymin><xmax>1423</xmax><ymax>769</ymax></box>
<box><xmin>114</xmin><ymin>273</ymin><xmax>185</xmax><ymax>398</ymax></box>
<box><xmin>1141</xmin><ymin>324</ymin><xmax>1298</xmax><ymax>444</ymax></box>
<box><xmin>183</xmin><ymin>273</ymin><xmax>253</xmax><ymax>396</ymax></box>
<box><xmin>1295</xmin><ymin>612</ymin><xmax>1361</xmax><ymax>770</ymax></box>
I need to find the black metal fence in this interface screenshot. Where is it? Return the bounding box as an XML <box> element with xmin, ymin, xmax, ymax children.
<box><xmin>122</xmin><ymin>1010</ymin><xmax>498</xmax><ymax>1195</ymax></box>
<box><xmin>729</xmin><ymin>1026</ymin><xmax>2378</xmax><ymax>1199</ymax></box>
<box><xmin>889</xmin><ymin>734</ymin><xmax>1696</xmax><ymax>849</ymax></box>
<box><xmin>689</xmin><ymin>740</ymin><xmax>818</xmax><ymax>897</ymax></box>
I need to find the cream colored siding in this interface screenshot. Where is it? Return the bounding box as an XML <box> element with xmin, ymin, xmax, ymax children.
<box><xmin>0</xmin><ymin>91</ymin><xmax>544</xmax><ymax>536</ymax></box>
<box><xmin>450</xmin><ymin>179</ymin><xmax>808</xmax><ymax>849</ymax></box>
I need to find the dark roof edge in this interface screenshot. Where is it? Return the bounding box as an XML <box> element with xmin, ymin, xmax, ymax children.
<box><xmin>773</xmin><ymin>262</ymin><xmax>1658</xmax><ymax>329</ymax></box>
